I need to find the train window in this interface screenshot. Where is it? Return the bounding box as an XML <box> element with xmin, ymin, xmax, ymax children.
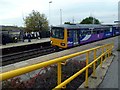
<box><xmin>87</xmin><ymin>30</ymin><xmax>91</xmax><ymax>35</ymax></box>
<box><xmin>97</xmin><ymin>30</ymin><xmax>99</xmax><ymax>34</ymax></box>
<box><xmin>51</xmin><ymin>28</ymin><xmax>64</xmax><ymax>39</ymax></box>
<box><xmin>100</xmin><ymin>30</ymin><xmax>104</xmax><ymax>33</ymax></box>
<box><xmin>67</xmin><ymin>31</ymin><xmax>69</xmax><ymax>37</ymax></box>
<box><xmin>100</xmin><ymin>28</ymin><xmax>103</xmax><ymax>33</ymax></box>
<box><xmin>92</xmin><ymin>30</ymin><xmax>96</xmax><ymax>34</ymax></box>
<box><xmin>51</xmin><ymin>29</ymin><xmax>56</xmax><ymax>37</ymax></box>
<box><xmin>105</xmin><ymin>29</ymin><xmax>110</xmax><ymax>33</ymax></box>
<box><xmin>59</xmin><ymin>30</ymin><xmax>64</xmax><ymax>39</ymax></box>
<box><xmin>109</xmin><ymin>28</ymin><xmax>112</xmax><ymax>32</ymax></box>
<box><xmin>67</xmin><ymin>30</ymin><xmax>72</xmax><ymax>38</ymax></box>
<box><xmin>81</xmin><ymin>30</ymin><xmax>86</xmax><ymax>36</ymax></box>
<box><xmin>106</xmin><ymin>30</ymin><xmax>108</xmax><ymax>32</ymax></box>
<box><xmin>55</xmin><ymin>29</ymin><xmax>59</xmax><ymax>38</ymax></box>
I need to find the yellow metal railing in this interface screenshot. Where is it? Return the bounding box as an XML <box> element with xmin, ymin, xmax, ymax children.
<box><xmin>0</xmin><ymin>43</ymin><xmax>114</xmax><ymax>89</ymax></box>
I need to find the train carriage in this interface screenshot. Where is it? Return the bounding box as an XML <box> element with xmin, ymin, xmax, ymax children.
<box><xmin>50</xmin><ymin>24</ymin><xmax>119</xmax><ymax>48</ymax></box>
<box><xmin>112</xmin><ymin>25</ymin><xmax>120</xmax><ymax>36</ymax></box>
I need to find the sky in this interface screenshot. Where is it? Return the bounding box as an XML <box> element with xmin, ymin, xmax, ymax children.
<box><xmin>0</xmin><ymin>0</ymin><xmax>119</xmax><ymax>27</ymax></box>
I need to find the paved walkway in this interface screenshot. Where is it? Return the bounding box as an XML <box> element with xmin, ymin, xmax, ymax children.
<box><xmin>0</xmin><ymin>38</ymin><xmax>50</xmax><ymax>49</ymax></box>
<box><xmin>98</xmin><ymin>51</ymin><xmax>119</xmax><ymax>89</ymax></box>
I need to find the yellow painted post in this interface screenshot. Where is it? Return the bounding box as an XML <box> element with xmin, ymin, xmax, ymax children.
<box><xmin>104</xmin><ymin>48</ymin><xmax>107</xmax><ymax>61</ymax></box>
<box><xmin>107</xmin><ymin>47</ymin><xmax>109</xmax><ymax>58</ymax></box>
<box><xmin>110</xmin><ymin>45</ymin><xmax>113</xmax><ymax>56</ymax></box>
<box><xmin>92</xmin><ymin>49</ymin><xmax>97</xmax><ymax>78</ymax></box>
<box><xmin>58</xmin><ymin>62</ymin><xmax>62</xmax><ymax>85</ymax></box>
<box><xmin>100</xmin><ymin>47</ymin><xmax>104</xmax><ymax>68</ymax></box>
<box><xmin>102</xmin><ymin>47</ymin><xmax>104</xmax><ymax>53</ymax></box>
<box><xmin>84</xmin><ymin>52</ymin><xmax>89</xmax><ymax>88</ymax></box>
<box><xmin>111</xmin><ymin>43</ymin><xmax>114</xmax><ymax>55</ymax></box>
<box><xmin>108</xmin><ymin>47</ymin><xmax>110</xmax><ymax>58</ymax></box>
<box><xmin>100</xmin><ymin>56</ymin><xmax>103</xmax><ymax>68</ymax></box>
<box><xmin>110</xmin><ymin>48</ymin><xmax>112</xmax><ymax>56</ymax></box>
<box><xmin>103</xmin><ymin>47</ymin><xmax>106</xmax><ymax>61</ymax></box>
<box><xmin>109</xmin><ymin>45</ymin><xmax>112</xmax><ymax>57</ymax></box>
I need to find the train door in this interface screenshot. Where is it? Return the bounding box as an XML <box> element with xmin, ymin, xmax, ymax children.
<box><xmin>73</xmin><ymin>30</ymin><xmax>79</xmax><ymax>45</ymax></box>
<box><xmin>67</xmin><ymin>30</ymin><xmax>73</xmax><ymax>47</ymax></box>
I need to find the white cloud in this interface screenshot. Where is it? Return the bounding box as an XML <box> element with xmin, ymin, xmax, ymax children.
<box><xmin>0</xmin><ymin>0</ymin><xmax>119</xmax><ymax>26</ymax></box>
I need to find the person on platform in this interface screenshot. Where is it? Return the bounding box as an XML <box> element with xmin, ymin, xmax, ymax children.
<box><xmin>27</xmin><ymin>33</ymin><xmax>31</xmax><ymax>42</ymax></box>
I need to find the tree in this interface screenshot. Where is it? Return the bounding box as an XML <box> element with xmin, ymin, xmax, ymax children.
<box><xmin>1</xmin><ymin>25</ymin><xmax>21</xmax><ymax>31</ymax></box>
<box><xmin>24</xmin><ymin>10</ymin><xmax>49</xmax><ymax>32</ymax></box>
<box><xmin>80</xmin><ymin>16</ymin><xmax>101</xmax><ymax>24</ymax></box>
<box><xmin>64</xmin><ymin>22</ymin><xmax>71</xmax><ymax>24</ymax></box>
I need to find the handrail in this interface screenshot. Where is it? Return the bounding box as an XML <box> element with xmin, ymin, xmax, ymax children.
<box><xmin>0</xmin><ymin>43</ymin><xmax>114</xmax><ymax>89</ymax></box>
<box><xmin>54</xmin><ymin>48</ymin><xmax>112</xmax><ymax>89</ymax></box>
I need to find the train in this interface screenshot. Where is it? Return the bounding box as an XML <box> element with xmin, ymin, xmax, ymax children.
<box><xmin>50</xmin><ymin>24</ymin><xmax>120</xmax><ymax>48</ymax></box>
<box><xmin>1</xmin><ymin>30</ymin><xmax>23</xmax><ymax>45</ymax></box>
<box><xmin>1</xmin><ymin>30</ymin><xmax>50</xmax><ymax>45</ymax></box>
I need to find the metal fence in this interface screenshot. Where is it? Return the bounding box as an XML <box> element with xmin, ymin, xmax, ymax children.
<box><xmin>0</xmin><ymin>43</ymin><xmax>114</xmax><ymax>89</ymax></box>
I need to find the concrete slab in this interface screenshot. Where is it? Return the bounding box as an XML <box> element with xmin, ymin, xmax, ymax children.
<box><xmin>13</xmin><ymin>61</ymin><xmax>28</xmax><ymax>69</ymax></box>
<box><xmin>98</xmin><ymin>51</ymin><xmax>118</xmax><ymax>88</ymax></box>
<box><xmin>0</xmin><ymin>64</ymin><xmax>15</xmax><ymax>73</ymax></box>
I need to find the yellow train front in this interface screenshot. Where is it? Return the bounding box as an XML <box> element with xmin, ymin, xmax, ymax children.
<box><xmin>50</xmin><ymin>25</ymin><xmax>68</xmax><ymax>48</ymax></box>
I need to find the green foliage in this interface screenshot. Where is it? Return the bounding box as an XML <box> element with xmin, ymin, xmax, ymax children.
<box><xmin>1</xmin><ymin>26</ymin><xmax>20</xmax><ymax>31</ymax></box>
<box><xmin>64</xmin><ymin>22</ymin><xmax>71</xmax><ymax>24</ymax></box>
<box><xmin>80</xmin><ymin>16</ymin><xmax>101</xmax><ymax>24</ymax></box>
<box><xmin>24</xmin><ymin>10</ymin><xmax>49</xmax><ymax>32</ymax></box>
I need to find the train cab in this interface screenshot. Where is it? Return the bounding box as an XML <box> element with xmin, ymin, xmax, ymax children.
<box><xmin>50</xmin><ymin>24</ymin><xmax>80</xmax><ymax>48</ymax></box>
<box><xmin>50</xmin><ymin>26</ymin><xmax>67</xmax><ymax>48</ymax></box>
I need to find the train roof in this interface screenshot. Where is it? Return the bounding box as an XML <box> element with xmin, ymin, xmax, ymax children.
<box><xmin>52</xmin><ymin>24</ymin><xmax>111</xmax><ymax>29</ymax></box>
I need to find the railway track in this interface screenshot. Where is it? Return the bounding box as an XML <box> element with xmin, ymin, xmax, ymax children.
<box><xmin>2</xmin><ymin>42</ymin><xmax>51</xmax><ymax>55</ymax></box>
<box><xmin>1</xmin><ymin>46</ymin><xmax>61</xmax><ymax>66</ymax></box>
<box><xmin>1</xmin><ymin>36</ymin><xmax>118</xmax><ymax>66</ymax></box>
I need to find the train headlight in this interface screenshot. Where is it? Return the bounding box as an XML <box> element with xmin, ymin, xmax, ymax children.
<box><xmin>51</xmin><ymin>41</ymin><xmax>53</xmax><ymax>44</ymax></box>
<box><xmin>61</xmin><ymin>43</ymin><xmax>65</xmax><ymax>46</ymax></box>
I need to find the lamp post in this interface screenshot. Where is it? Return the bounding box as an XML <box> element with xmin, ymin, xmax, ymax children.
<box><xmin>118</xmin><ymin>1</ymin><xmax>120</xmax><ymax>50</ymax></box>
<box><xmin>118</xmin><ymin>1</ymin><xmax>120</xmax><ymax>25</ymax></box>
<box><xmin>49</xmin><ymin>1</ymin><xmax>52</xmax><ymax>26</ymax></box>
<box><xmin>60</xmin><ymin>9</ymin><xmax>62</xmax><ymax>25</ymax></box>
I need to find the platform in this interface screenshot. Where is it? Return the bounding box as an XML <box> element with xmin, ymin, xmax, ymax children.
<box><xmin>0</xmin><ymin>38</ymin><xmax>50</xmax><ymax>49</ymax></box>
<box><xmin>98</xmin><ymin>51</ymin><xmax>119</xmax><ymax>89</ymax></box>
<box><xmin>78</xmin><ymin>51</ymin><xmax>119</xmax><ymax>89</ymax></box>
<box><xmin>1</xmin><ymin>36</ymin><xmax>118</xmax><ymax>73</ymax></box>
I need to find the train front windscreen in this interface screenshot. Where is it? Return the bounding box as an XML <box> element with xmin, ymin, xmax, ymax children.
<box><xmin>51</xmin><ymin>27</ymin><xmax>64</xmax><ymax>39</ymax></box>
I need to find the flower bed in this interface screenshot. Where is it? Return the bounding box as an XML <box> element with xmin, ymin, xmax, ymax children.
<box><xmin>2</xmin><ymin>60</ymin><xmax>93</xmax><ymax>89</ymax></box>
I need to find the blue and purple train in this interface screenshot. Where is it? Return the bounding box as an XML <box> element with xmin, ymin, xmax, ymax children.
<box><xmin>50</xmin><ymin>24</ymin><xmax>120</xmax><ymax>48</ymax></box>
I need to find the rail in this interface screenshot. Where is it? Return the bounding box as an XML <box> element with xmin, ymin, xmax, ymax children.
<box><xmin>0</xmin><ymin>43</ymin><xmax>114</xmax><ymax>89</ymax></box>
